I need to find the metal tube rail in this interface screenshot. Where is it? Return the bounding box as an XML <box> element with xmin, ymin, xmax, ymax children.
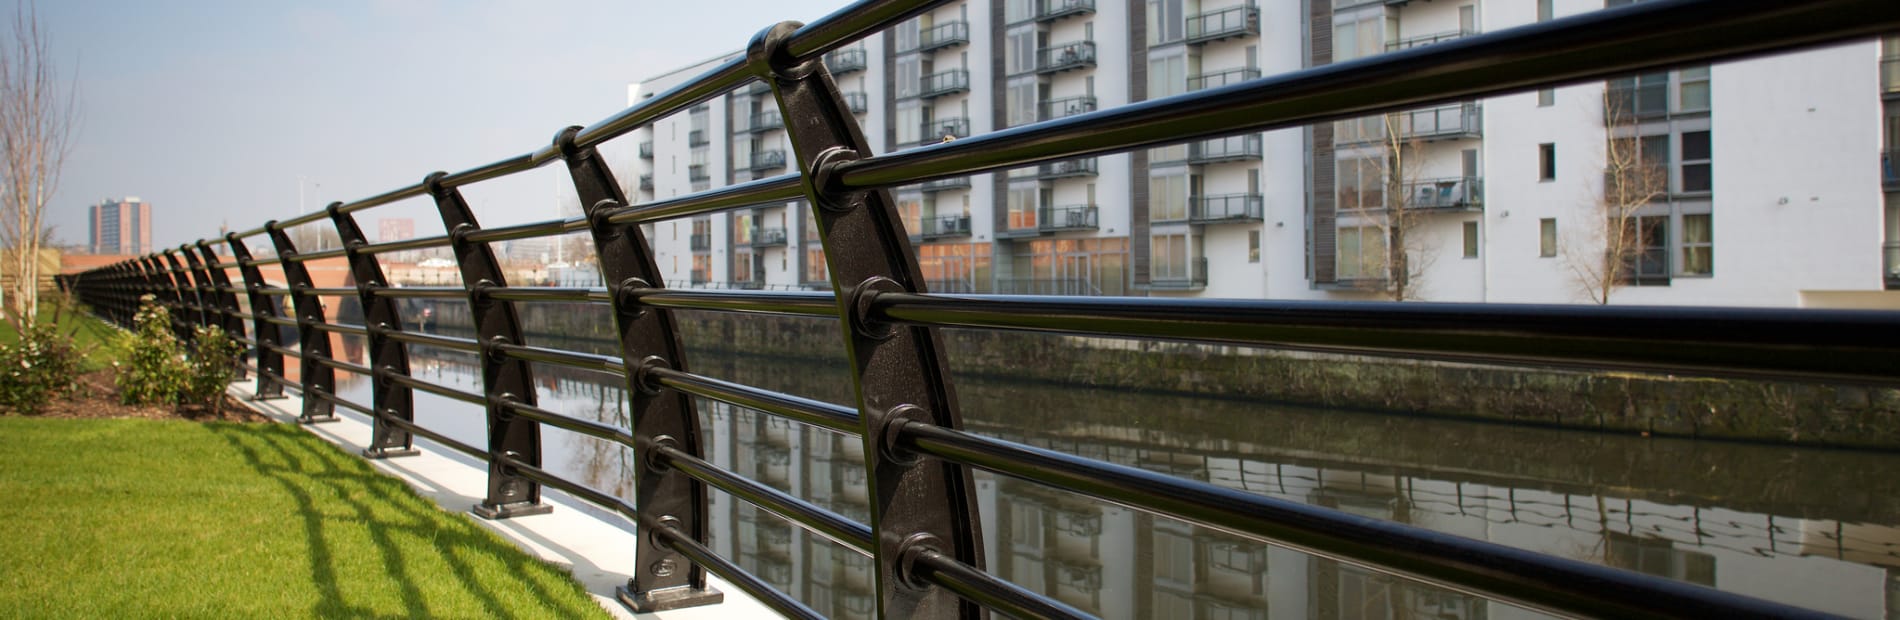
<box><xmin>308</xmin><ymin>356</ymin><xmax>373</xmax><ymax>377</ymax></box>
<box><xmin>462</xmin><ymin>217</ymin><xmax>589</xmax><ymax>244</ymax></box>
<box><xmin>285</xmin><ymin>248</ymin><xmax>348</xmax><ymax>262</ymax></box>
<box><xmin>646</xmin><ymin>366</ymin><xmax>860</xmax><ymax>435</ymax></box>
<box><xmin>303</xmin><ymin>287</ymin><xmax>360</xmax><ymax>297</ymax></box>
<box><xmin>259</xmin><ymin>342</ymin><xmax>301</xmax><ymax>359</ymax></box>
<box><xmin>380</xmin><ymin>414</ymin><xmax>488</xmax><ymax>461</ymax></box>
<box><xmin>652</xmin><ymin>442</ymin><xmax>873</xmax><ymax>554</ymax></box>
<box><xmin>499</xmin><ymin>400</ymin><xmax>633</xmax><ymax>447</ymax></box>
<box><xmin>356</xmin><ymin>235</ymin><xmax>452</xmax><ymax>255</ymax></box>
<box><xmin>371</xmin><ymin>287</ymin><xmax>469</xmax><ymax>299</ymax></box>
<box><xmin>646</xmin><ymin>522</ymin><xmax>824</xmax><ymax>620</ymax></box>
<box><xmin>830</xmin><ymin>0</ymin><xmax>1900</xmax><ymax>191</ymax></box>
<box><xmin>309</xmin><ymin>321</ymin><xmax>370</xmax><ymax>336</ymax></box>
<box><xmin>909</xmin><ymin>551</ymin><xmax>1092</xmax><ymax>620</ymax></box>
<box><xmin>602</xmin><ymin>174</ymin><xmax>805</xmax><ymax>225</ymax></box>
<box><xmin>308</xmin><ymin>390</ymin><xmax>375</xmax><ymax>416</ymax></box>
<box><xmin>896</xmin><ymin>423</ymin><xmax>1826</xmax><ymax>620</ymax></box>
<box><xmin>484</xmin><ymin>287</ymin><xmax>610</xmax><ymax>304</ymax></box>
<box><xmin>492</xmin><ymin>343</ymin><xmax>626</xmax><ymax>375</ymax></box>
<box><xmin>869</xmin><ymin>293</ymin><xmax>1900</xmax><ymax>385</ymax></box>
<box><xmin>378</xmin><ymin>329</ymin><xmax>482</xmax><ymax>352</ymax></box>
<box><xmin>624</xmin><ymin>287</ymin><xmax>837</xmax><ymax>318</ymax></box>
<box><xmin>380</xmin><ymin>372</ymin><xmax>487</xmax><ymax>406</ymax></box>
<box><xmin>259</xmin><ymin>371</ymin><xmax>302</xmax><ymax>394</ymax></box>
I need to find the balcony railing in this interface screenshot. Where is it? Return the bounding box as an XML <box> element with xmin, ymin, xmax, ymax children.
<box><xmin>825</xmin><ymin>48</ymin><xmax>866</xmax><ymax>75</ymax></box>
<box><xmin>689</xmin><ymin>233</ymin><xmax>710</xmax><ymax>252</ymax></box>
<box><xmin>1188</xmin><ymin>134</ymin><xmax>1262</xmax><ymax>164</ymax></box>
<box><xmin>638</xmin><ymin>141</ymin><xmax>653</xmax><ymax>159</ymax></box>
<box><xmin>745</xmin><ymin>111</ymin><xmax>783</xmax><ymax>133</ymax></box>
<box><xmin>1150</xmin><ymin>257</ymin><xmax>1209</xmax><ymax>289</ymax></box>
<box><xmin>1187</xmin><ymin>67</ymin><xmax>1261</xmax><ymax>91</ymax></box>
<box><xmin>1038</xmin><ymin>204</ymin><xmax>1099</xmax><ymax>231</ymax></box>
<box><xmin>918</xmin><ymin>69</ymin><xmax>969</xmax><ymax>99</ymax></box>
<box><xmin>918</xmin><ymin>215</ymin><xmax>972</xmax><ymax>239</ymax></box>
<box><xmin>995</xmin><ymin>277</ymin><xmax>1103</xmax><ymax>296</ymax></box>
<box><xmin>688</xmin><ymin>164</ymin><xmax>709</xmax><ymax>182</ymax></box>
<box><xmin>688</xmin><ymin>129</ymin><xmax>708</xmax><ymax>146</ymax></box>
<box><xmin>1189</xmin><ymin>193</ymin><xmax>1264</xmax><ymax>223</ymax></box>
<box><xmin>749</xmin><ymin>227</ymin><xmax>788</xmax><ymax>247</ymax></box>
<box><xmin>1035</xmin><ymin>41</ymin><xmax>1097</xmax><ymax>74</ymax></box>
<box><xmin>1039</xmin><ymin>157</ymin><xmax>1098</xmax><ymax>179</ymax></box>
<box><xmin>1604</xmin><ymin>82</ymin><xmax>1669</xmax><ymax>122</ymax></box>
<box><xmin>1346</xmin><ymin>102</ymin><xmax>1484</xmax><ymax>144</ymax></box>
<box><xmin>844</xmin><ymin>91</ymin><xmax>868</xmax><ymax>114</ymax></box>
<box><xmin>1399</xmin><ymin>176</ymin><xmax>1484</xmax><ymax>211</ymax></box>
<box><xmin>742</xmin><ymin>150</ymin><xmax>787</xmax><ymax>172</ymax></box>
<box><xmin>1035</xmin><ymin>0</ymin><xmax>1094</xmax><ymax>22</ymax></box>
<box><xmin>912</xmin><ymin>21</ymin><xmax>969</xmax><ymax>53</ymax></box>
<box><xmin>923</xmin><ymin>117</ymin><xmax>970</xmax><ymax>142</ymax></box>
<box><xmin>1386</xmin><ymin>29</ymin><xmax>1474</xmax><ymax>52</ymax></box>
<box><xmin>1040</xmin><ymin>95</ymin><xmax>1097</xmax><ymax>121</ymax></box>
<box><xmin>919</xmin><ymin>176</ymin><xmax>972</xmax><ymax>192</ymax></box>
<box><xmin>1185</xmin><ymin>5</ymin><xmax>1259</xmax><ymax>45</ymax></box>
<box><xmin>1884</xmin><ymin>149</ymin><xmax>1899</xmax><ymax>189</ymax></box>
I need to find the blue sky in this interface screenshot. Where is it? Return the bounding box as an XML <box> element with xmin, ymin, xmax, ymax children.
<box><xmin>39</xmin><ymin>0</ymin><xmax>841</xmax><ymax>249</ymax></box>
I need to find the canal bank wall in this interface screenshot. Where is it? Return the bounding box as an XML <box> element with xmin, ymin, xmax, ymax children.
<box><xmin>407</xmin><ymin>299</ymin><xmax>1900</xmax><ymax>450</ymax></box>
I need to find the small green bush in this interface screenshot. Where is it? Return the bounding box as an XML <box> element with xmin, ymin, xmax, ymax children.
<box><xmin>0</xmin><ymin>324</ymin><xmax>84</xmax><ymax>414</ymax></box>
<box><xmin>115</xmin><ymin>296</ymin><xmax>188</xmax><ymax>406</ymax></box>
<box><xmin>185</xmin><ymin>324</ymin><xmax>243</xmax><ymax>413</ymax></box>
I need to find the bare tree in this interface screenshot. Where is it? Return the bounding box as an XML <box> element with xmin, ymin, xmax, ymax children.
<box><xmin>0</xmin><ymin>2</ymin><xmax>74</xmax><ymax>329</ymax></box>
<box><xmin>1339</xmin><ymin>112</ymin><xmax>1435</xmax><ymax>300</ymax></box>
<box><xmin>1567</xmin><ymin>89</ymin><xmax>1665</xmax><ymax>304</ymax></box>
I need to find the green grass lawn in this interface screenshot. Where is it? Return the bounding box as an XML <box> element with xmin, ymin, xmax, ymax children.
<box><xmin>1</xmin><ymin>296</ymin><xmax>124</xmax><ymax>370</ymax></box>
<box><xmin>0</xmin><ymin>417</ymin><xmax>611</xmax><ymax>619</ymax></box>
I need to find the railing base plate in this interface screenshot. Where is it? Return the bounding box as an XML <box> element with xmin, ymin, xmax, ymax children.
<box><xmin>471</xmin><ymin>501</ymin><xmax>552</xmax><ymax>520</ymax></box>
<box><xmin>361</xmin><ymin>447</ymin><xmax>421</xmax><ymax>459</ymax></box>
<box><xmin>617</xmin><ymin>583</ymin><xmax>723</xmax><ymax>612</ymax></box>
<box><xmin>299</xmin><ymin>415</ymin><xmax>340</xmax><ymax>425</ymax></box>
<box><xmin>251</xmin><ymin>393</ymin><xmax>287</xmax><ymax>401</ymax></box>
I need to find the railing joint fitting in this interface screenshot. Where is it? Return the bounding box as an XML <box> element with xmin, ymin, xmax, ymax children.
<box><xmin>895</xmin><ymin>532</ymin><xmax>944</xmax><ymax>590</ymax></box>
<box><xmin>848</xmin><ymin>276</ymin><xmax>902</xmax><ymax>340</ymax></box>
<box><xmin>808</xmin><ymin>147</ymin><xmax>862</xmax><ymax>212</ymax></box>
<box><xmin>615</xmin><ymin>277</ymin><xmax>651</xmax><ymax>318</ymax></box>
<box><xmin>633</xmin><ymin>355</ymin><xmax>670</xmax><ymax>395</ymax></box>
<box><xmin>880</xmin><ymin>404</ymin><xmax>929</xmax><ymax>466</ymax></box>
<box><xmin>746</xmin><ymin>20</ymin><xmax>812</xmax><ymax>82</ymax></box>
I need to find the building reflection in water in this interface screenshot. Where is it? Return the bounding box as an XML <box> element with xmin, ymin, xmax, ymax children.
<box><xmin>335</xmin><ymin>351</ymin><xmax>1900</xmax><ymax>619</ymax></box>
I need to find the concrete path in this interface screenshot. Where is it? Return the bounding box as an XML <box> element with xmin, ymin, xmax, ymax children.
<box><xmin>229</xmin><ymin>382</ymin><xmax>780</xmax><ymax>620</ymax></box>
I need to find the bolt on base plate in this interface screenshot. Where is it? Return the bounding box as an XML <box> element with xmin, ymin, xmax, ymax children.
<box><xmin>618</xmin><ymin>583</ymin><xmax>723</xmax><ymax>613</ymax></box>
<box><xmin>471</xmin><ymin>501</ymin><xmax>552</xmax><ymax>520</ymax></box>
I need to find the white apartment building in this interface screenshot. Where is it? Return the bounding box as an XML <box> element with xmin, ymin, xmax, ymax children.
<box><xmin>630</xmin><ymin>0</ymin><xmax>1900</xmax><ymax>309</ymax></box>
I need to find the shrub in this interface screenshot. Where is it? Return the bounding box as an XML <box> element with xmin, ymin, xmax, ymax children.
<box><xmin>185</xmin><ymin>324</ymin><xmax>244</xmax><ymax>413</ymax></box>
<box><xmin>116</xmin><ymin>296</ymin><xmax>188</xmax><ymax>406</ymax></box>
<box><xmin>0</xmin><ymin>324</ymin><xmax>83</xmax><ymax>414</ymax></box>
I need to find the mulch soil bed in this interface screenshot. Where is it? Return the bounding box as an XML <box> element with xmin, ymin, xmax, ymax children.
<box><xmin>18</xmin><ymin>369</ymin><xmax>269</xmax><ymax>423</ymax></box>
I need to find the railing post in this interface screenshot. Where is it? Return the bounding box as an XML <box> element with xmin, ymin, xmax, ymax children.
<box><xmin>176</xmin><ymin>245</ymin><xmax>219</xmax><ymax>336</ymax></box>
<box><xmin>144</xmin><ymin>255</ymin><xmax>190</xmax><ymax>341</ymax></box>
<box><xmin>226</xmin><ymin>233</ymin><xmax>287</xmax><ymax>400</ymax></box>
<box><xmin>195</xmin><ymin>240</ymin><xmax>250</xmax><ymax>380</ymax></box>
<box><xmin>556</xmin><ymin>128</ymin><xmax>722</xmax><ymax>611</ymax></box>
<box><xmin>159</xmin><ymin>250</ymin><xmax>201</xmax><ymax>338</ymax></box>
<box><xmin>327</xmin><ymin>203</ymin><xmax>421</xmax><ymax>459</ymax></box>
<box><xmin>421</xmin><ymin>178</ymin><xmax>550</xmax><ymax>516</ymax></box>
<box><xmin>265</xmin><ymin>221</ymin><xmax>338</xmax><ymax>422</ymax></box>
<box><xmin>751</xmin><ymin>22</ymin><xmax>983</xmax><ymax>619</ymax></box>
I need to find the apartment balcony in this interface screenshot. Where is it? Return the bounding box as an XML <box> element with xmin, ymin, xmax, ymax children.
<box><xmin>919</xmin><ymin>176</ymin><xmax>972</xmax><ymax>192</ymax></box>
<box><xmin>1189</xmin><ymin>193</ymin><xmax>1264</xmax><ymax>223</ymax></box>
<box><xmin>745</xmin><ymin>111</ymin><xmax>783</xmax><ymax>134</ymax></box>
<box><xmin>1149</xmin><ymin>257</ymin><xmax>1208</xmax><ymax>290</ymax></box>
<box><xmin>1035</xmin><ymin>0</ymin><xmax>1094</xmax><ymax>22</ymax></box>
<box><xmin>825</xmin><ymin>48</ymin><xmax>866</xmax><ymax>75</ymax></box>
<box><xmin>918</xmin><ymin>215</ymin><xmax>972</xmax><ymax>239</ymax></box>
<box><xmin>748</xmin><ymin>227</ymin><xmax>788</xmax><ymax>247</ymax></box>
<box><xmin>688</xmin><ymin>164</ymin><xmax>709</xmax><ymax>182</ymax></box>
<box><xmin>1035</xmin><ymin>41</ymin><xmax>1097</xmax><ymax>75</ymax></box>
<box><xmin>1040</xmin><ymin>96</ymin><xmax>1097</xmax><ymax>121</ymax></box>
<box><xmin>638</xmin><ymin>141</ymin><xmax>653</xmax><ymax>159</ymax></box>
<box><xmin>1188</xmin><ymin>134</ymin><xmax>1262</xmax><ymax>164</ymax></box>
<box><xmin>1038</xmin><ymin>158</ymin><xmax>1098</xmax><ymax>180</ymax></box>
<box><xmin>1386</xmin><ymin>29</ymin><xmax>1473</xmax><ymax>52</ymax></box>
<box><xmin>1185</xmin><ymin>5</ymin><xmax>1259</xmax><ymax>45</ymax></box>
<box><xmin>1399</xmin><ymin>176</ymin><xmax>1483</xmax><ymax>211</ymax></box>
<box><xmin>1039</xmin><ymin>204</ymin><xmax>1099</xmax><ymax>232</ymax></box>
<box><xmin>922</xmin><ymin>117</ymin><xmax>970</xmax><ymax>143</ymax></box>
<box><xmin>690</xmin><ymin>233</ymin><xmax>711</xmax><ymax>252</ymax></box>
<box><xmin>742</xmin><ymin>150</ymin><xmax>787</xmax><ymax>172</ymax></box>
<box><xmin>844</xmin><ymin>91</ymin><xmax>868</xmax><ymax>114</ymax></box>
<box><xmin>690</xmin><ymin>272</ymin><xmax>711</xmax><ymax>285</ymax></box>
<box><xmin>1187</xmin><ymin>67</ymin><xmax>1261</xmax><ymax>91</ymax></box>
<box><xmin>919</xmin><ymin>70</ymin><xmax>969</xmax><ymax>99</ymax></box>
<box><xmin>1885</xmin><ymin>150</ymin><xmax>1899</xmax><ymax>190</ymax></box>
<box><xmin>912</xmin><ymin>21</ymin><xmax>970</xmax><ymax>54</ymax></box>
<box><xmin>639</xmin><ymin>174</ymin><xmax>653</xmax><ymax>191</ymax></box>
<box><xmin>688</xmin><ymin>130</ymin><xmax>709</xmax><ymax>146</ymax></box>
<box><xmin>1392</xmin><ymin>102</ymin><xmax>1482</xmax><ymax>142</ymax></box>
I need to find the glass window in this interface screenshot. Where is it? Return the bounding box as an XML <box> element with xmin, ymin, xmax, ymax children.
<box><xmin>1008</xmin><ymin>186</ymin><xmax>1039</xmax><ymax>230</ymax></box>
<box><xmin>1150</xmin><ymin>173</ymin><xmax>1187</xmax><ymax>222</ymax></box>
<box><xmin>1338</xmin><ymin>225</ymin><xmax>1387</xmax><ymax>280</ymax></box>
<box><xmin>1147</xmin><ymin>0</ymin><xmax>1184</xmax><ymax>47</ymax></box>
<box><xmin>1538</xmin><ymin>88</ymin><xmax>1555</xmax><ymax>107</ymax></box>
<box><xmin>895</xmin><ymin>56</ymin><xmax>921</xmax><ymax>99</ymax></box>
<box><xmin>1152</xmin><ymin>234</ymin><xmax>1189</xmax><ymax>279</ymax></box>
<box><xmin>1681</xmin><ymin>214</ymin><xmax>1712</xmax><ymax>275</ymax></box>
<box><xmin>1537</xmin><ymin>0</ymin><xmax>1553</xmax><ymax>21</ymax></box>
<box><xmin>1148</xmin><ymin>53</ymin><xmax>1187</xmax><ymax>100</ymax></box>
<box><xmin>1462</xmin><ymin>221</ymin><xmax>1479</xmax><ymax>258</ymax></box>
<box><xmin>1338</xmin><ymin>155</ymin><xmax>1386</xmax><ymax>211</ymax></box>
<box><xmin>1007</xmin><ymin>27</ymin><xmax>1039</xmax><ymax>75</ymax></box>
<box><xmin>1539</xmin><ymin>143</ymin><xmax>1556</xmax><ymax>181</ymax></box>
<box><xmin>895</xmin><ymin>101</ymin><xmax>923</xmax><ymax>146</ymax></box>
<box><xmin>1248</xmin><ymin>230</ymin><xmax>1260</xmax><ymax>263</ymax></box>
<box><xmin>1539</xmin><ymin>218</ymin><xmax>1557</xmax><ymax>257</ymax></box>
<box><xmin>1678</xmin><ymin>66</ymin><xmax>1711</xmax><ymax>112</ymax></box>
<box><xmin>1680</xmin><ymin>130</ymin><xmax>1711</xmax><ymax>193</ymax></box>
<box><xmin>1007</xmin><ymin>79</ymin><xmax>1039</xmax><ymax>127</ymax></box>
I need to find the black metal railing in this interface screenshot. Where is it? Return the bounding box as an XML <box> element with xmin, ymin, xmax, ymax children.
<box><xmin>1186</xmin><ymin>66</ymin><xmax>1261</xmax><ymax>91</ymax></box>
<box><xmin>1400</xmin><ymin>175</ymin><xmax>1485</xmax><ymax>211</ymax></box>
<box><xmin>1387</xmin><ymin>29</ymin><xmax>1474</xmax><ymax>51</ymax></box>
<box><xmin>918</xmin><ymin>69</ymin><xmax>969</xmax><ymax>99</ymax></box>
<box><xmin>1038</xmin><ymin>157</ymin><xmax>1097</xmax><ymax>179</ymax></box>
<box><xmin>1033</xmin><ymin>0</ymin><xmax>1094</xmax><ymax>23</ymax></box>
<box><xmin>1150</xmin><ymin>256</ymin><xmax>1208</xmax><ymax>289</ymax></box>
<box><xmin>918</xmin><ymin>175</ymin><xmax>971</xmax><ymax>192</ymax></box>
<box><xmin>745</xmin><ymin>111</ymin><xmax>784</xmax><ymax>133</ymax></box>
<box><xmin>742</xmin><ymin>149</ymin><xmax>787</xmax><ymax>171</ymax></box>
<box><xmin>918</xmin><ymin>214</ymin><xmax>971</xmax><ymax>239</ymax></box>
<box><xmin>639</xmin><ymin>140</ymin><xmax>654</xmax><ymax>158</ymax></box>
<box><xmin>1189</xmin><ymin>193</ymin><xmax>1264</xmax><ymax>223</ymax></box>
<box><xmin>843</xmin><ymin>91</ymin><xmax>868</xmax><ymax>114</ymax></box>
<box><xmin>1040</xmin><ymin>95</ymin><xmax>1097</xmax><ymax>121</ymax></box>
<box><xmin>824</xmin><ymin>47</ymin><xmax>866</xmax><ymax>74</ymax></box>
<box><xmin>1038</xmin><ymin>204</ymin><xmax>1098</xmax><ymax>231</ymax></box>
<box><xmin>690</xmin><ymin>233</ymin><xmax>711</xmax><ymax>252</ymax></box>
<box><xmin>749</xmin><ymin>227</ymin><xmax>789</xmax><ymax>246</ymax></box>
<box><xmin>1034</xmin><ymin>41</ymin><xmax>1096</xmax><ymax>74</ymax></box>
<box><xmin>921</xmin><ymin>117</ymin><xmax>969</xmax><ymax>142</ymax></box>
<box><xmin>58</xmin><ymin>2</ymin><xmax>1900</xmax><ymax>620</ymax></box>
<box><xmin>911</xmin><ymin>20</ymin><xmax>969</xmax><ymax>53</ymax></box>
<box><xmin>1185</xmin><ymin>5</ymin><xmax>1259</xmax><ymax>44</ymax></box>
<box><xmin>1188</xmin><ymin>134</ymin><xmax>1262</xmax><ymax>164</ymax></box>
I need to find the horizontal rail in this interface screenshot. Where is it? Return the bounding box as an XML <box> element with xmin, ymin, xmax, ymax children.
<box><xmin>357</xmin><ymin>235</ymin><xmax>453</xmax><ymax>255</ymax></box>
<box><xmin>653</xmin><ymin>443</ymin><xmax>873</xmax><ymax>554</ymax></box>
<box><xmin>485</xmin><ymin>287</ymin><xmax>610</xmax><ymax>304</ymax></box>
<box><xmin>646</xmin><ymin>366</ymin><xmax>860</xmax><ymax>435</ymax></box>
<box><xmin>381</xmin><ymin>413</ymin><xmax>487</xmax><ymax>460</ymax></box>
<box><xmin>869</xmin><ymin>293</ymin><xmax>1900</xmax><ymax>385</ymax></box>
<box><xmin>381</xmin><ymin>372</ymin><xmax>487</xmax><ymax>406</ymax></box>
<box><xmin>493</xmin><ymin>343</ymin><xmax>626</xmax><ymax>375</ymax></box>
<box><xmin>308</xmin><ymin>390</ymin><xmax>375</xmax><ymax>416</ymax></box>
<box><xmin>308</xmin><ymin>356</ymin><xmax>373</xmax><ymax>377</ymax></box>
<box><xmin>380</xmin><ymin>330</ymin><xmax>482</xmax><ymax>352</ymax></box>
<box><xmin>372</xmin><ymin>287</ymin><xmax>468</xmax><ymax>299</ymax></box>
<box><xmin>647</xmin><ymin>522</ymin><xmax>825</xmax><ymax>620</ymax></box>
<box><xmin>462</xmin><ymin>217</ymin><xmax>590</xmax><ymax>244</ymax></box>
<box><xmin>911</xmin><ymin>551</ymin><xmax>1091</xmax><ymax>620</ymax></box>
<box><xmin>500</xmin><ymin>400</ymin><xmax>633</xmax><ymax>447</ymax></box>
<box><xmin>625</xmin><ymin>287</ymin><xmax>837</xmax><ymax>318</ymax></box>
<box><xmin>603</xmin><ymin>174</ymin><xmax>805</xmax><ymax>225</ymax></box>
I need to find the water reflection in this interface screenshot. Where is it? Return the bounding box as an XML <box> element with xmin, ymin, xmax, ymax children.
<box><xmin>336</xmin><ymin>350</ymin><xmax>1900</xmax><ymax>619</ymax></box>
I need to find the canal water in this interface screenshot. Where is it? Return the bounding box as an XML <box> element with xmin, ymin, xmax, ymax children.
<box><xmin>331</xmin><ymin>337</ymin><xmax>1900</xmax><ymax>619</ymax></box>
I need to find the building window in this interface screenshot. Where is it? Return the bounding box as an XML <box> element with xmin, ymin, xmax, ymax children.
<box><xmin>1337</xmin><ymin>155</ymin><xmax>1386</xmax><ymax>211</ymax></box>
<box><xmin>1537</xmin><ymin>0</ymin><xmax>1553</xmax><ymax>21</ymax></box>
<box><xmin>1248</xmin><ymin>230</ymin><xmax>1260</xmax><ymax>263</ymax></box>
<box><xmin>1007</xmin><ymin>79</ymin><xmax>1038</xmax><ymax>127</ymax></box>
<box><xmin>1462</xmin><ymin>221</ymin><xmax>1479</xmax><ymax>258</ymax></box>
<box><xmin>1152</xmin><ymin>234</ymin><xmax>1192</xmax><ymax>280</ymax></box>
<box><xmin>1539</xmin><ymin>218</ymin><xmax>1557</xmax><ymax>257</ymax></box>
<box><xmin>1622</xmin><ymin>215</ymin><xmax>1669</xmax><ymax>285</ymax></box>
<box><xmin>1338</xmin><ymin>225</ymin><xmax>1387</xmax><ymax>280</ymax></box>
<box><xmin>1146</xmin><ymin>0</ymin><xmax>1186</xmax><ymax>47</ymax></box>
<box><xmin>1681</xmin><ymin>213</ymin><xmax>1712</xmax><ymax>276</ymax></box>
<box><xmin>1680</xmin><ymin>130</ymin><xmax>1712</xmax><ymax>194</ymax></box>
<box><xmin>1332</xmin><ymin>6</ymin><xmax>1396</xmax><ymax>63</ymax></box>
<box><xmin>1608</xmin><ymin>67</ymin><xmax>1710</xmax><ymax>120</ymax></box>
<box><xmin>1539</xmin><ymin>143</ymin><xmax>1557</xmax><ymax>181</ymax></box>
<box><xmin>1150</xmin><ymin>173</ymin><xmax>1188</xmax><ymax>222</ymax></box>
<box><xmin>1538</xmin><ymin>88</ymin><xmax>1555</xmax><ymax>107</ymax></box>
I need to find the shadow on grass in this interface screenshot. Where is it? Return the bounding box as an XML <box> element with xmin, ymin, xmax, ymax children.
<box><xmin>209</xmin><ymin>423</ymin><xmax>599</xmax><ymax>619</ymax></box>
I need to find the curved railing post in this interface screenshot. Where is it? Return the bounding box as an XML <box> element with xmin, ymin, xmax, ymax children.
<box><xmin>328</xmin><ymin>203</ymin><xmax>421</xmax><ymax>459</ymax></box>
<box><xmin>751</xmin><ymin>21</ymin><xmax>984</xmax><ymax>619</ymax></box>
<box><xmin>558</xmin><ymin>128</ymin><xmax>722</xmax><ymax>611</ymax></box>
<box><xmin>424</xmin><ymin>177</ymin><xmax>552</xmax><ymax>516</ymax></box>
<box><xmin>177</xmin><ymin>245</ymin><xmax>219</xmax><ymax>336</ymax></box>
<box><xmin>226</xmin><ymin>233</ymin><xmax>287</xmax><ymax>399</ymax></box>
<box><xmin>159</xmin><ymin>251</ymin><xmax>201</xmax><ymax>340</ymax></box>
<box><xmin>143</xmin><ymin>255</ymin><xmax>187</xmax><ymax>340</ymax></box>
<box><xmin>265</xmin><ymin>221</ymin><xmax>338</xmax><ymax>422</ymax></box>
<box><xmin>195</xmin><ymin>240</ymin><xmax>250</xmax><ymax>379</ymax></box>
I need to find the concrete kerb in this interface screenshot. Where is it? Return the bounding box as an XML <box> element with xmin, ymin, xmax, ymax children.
<box><xmin>226</xmin><ymin>382</ymin><xmax>777</xmax><ymax>620</ymax></box>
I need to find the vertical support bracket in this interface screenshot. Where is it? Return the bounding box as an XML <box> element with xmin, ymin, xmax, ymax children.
<box><xmin>425</xmin><ymin>175</ymin><xmax>551</xmax><ymax>517</ymax></box>
<box><xmin>328</xmin><ymin>203</ymin><xmax>421</xmax><ymax>459</ymax></box>
<box><xmin>752</xmin><ymin>21</ymin><xmax>983</xmax><ymax>620</ymax></box>
<box><xmin>195</xmin><ymin>241</ymin><xmax>250</xmax><ymax>380</ymax></box>
<box><xmin>557</xmin><ymin>127</ymin><xmax>721</xmax><ymax>612</ymax></box>
<box><xmin>227</xmin><ymin>234</ymin><xmax>287</xmax><ymax>400</ymax></box>
<box><xmin>265</xmin><ymin>221</ymin><xmax>338</xmax><ymax>423</ymax></box>
<box><xmin>146</xmin><ymin>255</ymin><xmax>191</xmax><ymax>342</ymax></box>
<box><xmin>169</xmin><ymin>248</ymin><xmax>213</xmax><ymax>335</ymax></box>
